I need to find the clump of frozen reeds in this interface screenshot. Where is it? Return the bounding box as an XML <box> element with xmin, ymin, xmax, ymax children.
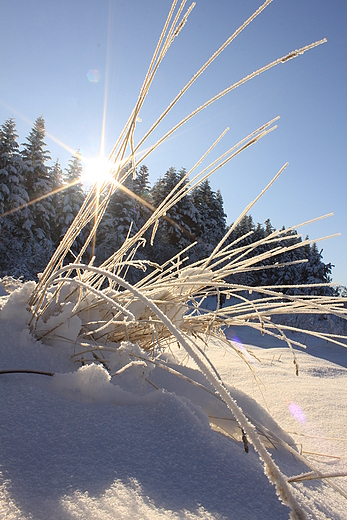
<box><xmin>27</xmin><ymin>1</ymin><xmax>347</xmax><ymax>517</ymax></box>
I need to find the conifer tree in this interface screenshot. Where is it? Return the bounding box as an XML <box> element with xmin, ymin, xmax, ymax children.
<box><xmin>191</xmin><ymin>180</ymin><xmax>226</xmax><ymax>258</ymax></box>
<box><xmin>96</xmin><ymin>171</ymin><xmax>137</xmax><ymax>264</ymax></box>
<box><xmin>132</xmin><ymin>165</ymin><xmax>153</xmax><ymax>262</ymax></box>
<box><xmin>20</xmin><ymin>116</ymin><xmax>54</xmax><ymax>276</ymax></box>
<box><xmin>58</xmin><ymin>153</ymin><xmax>85</xmax><ymax>247</ymax></box>
<box><xmin>50</xmin><ymin>158</ymin><xmax>64</xmax><ymax>245</ymax></box>
<box><xmin>0</xmin><ymin>118</ymin><xmax>28</xmax><ymax>221</ymax></box>
<box><xmin>21</xmin><ymin>116</ymin><xmax>54</xmax><ymax>242</ymax></box>
<box><xmin>0</xmin><ymin>118</ymin><xmax>29</xmax><ymax>274</ymax></box>
<box><xmin>300</xmin><ymin>242</ymin><xmax>333</xmax><ymax>295</ymax></box>
<box><xmin>151</xmin><ymin>167</ymin><xmax>198</xmax><ymax>263</ymax></box>
<box><xmin>265</xmin><ymin>228</ymin><xmax>303</xmax><ymax>291</ymax></box>
<box><xmin>134</xmin><ymin>165</ymin><xmax>151</xmax><ymax>196</ymax></box>
<box><xmin>132</xmin><ymin>165</ymin><xmax>152</xmax><ymax>229</ymax></box>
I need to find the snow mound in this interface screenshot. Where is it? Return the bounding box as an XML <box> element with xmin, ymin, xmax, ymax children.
<box><xmin>52</xmin><ymin>364</ymin><xmax>140</xmax><ymax>406</ymax></box>
<box><xmin>0</xmin><ymin>280</ymin><xmax>35</xmax><ymax>328</ymax></box>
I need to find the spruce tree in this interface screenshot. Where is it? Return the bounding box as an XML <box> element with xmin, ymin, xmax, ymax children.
<box><xmin>50</xmin><ymin>158</ymin><xmax>64</xmax><ymax>245</ymax></box>
<box><xmin>58</xmin><ymin>153</ymin><xmax>85</xmax><ymax>249</ymax></box>
<box><xmin>134</xmin><ymin>165</ymin><xmax>151</xmax><ymax>197</ymax></box>
<box><xmin>132</xmin><ymin>165</ymin><xmax>153</xmax><ymax>262</ymax></box>
<box><xmin>0</xmin><ymin>118</ymin><xmax>28</xmax><ymax>219</ymax></box>
<box><xmin>300</xmin><ymin>242</ymin><xmax>333</xmax><ymax>295</ymax></box>
<box><xmin>265</xmin><ymin>228</ymin><xmax>303</xmax><ymax>292</ymax></box>
<box><xmin>20</xmin><ymin>116</ymin><xmax>54</xmax><ymax>276</ymax></box>
<box><xmin>133</xmin><ymin>165</ymin><xmax>152</xmax><ymax>231</ymax></box>
<box><xmin>191</xmin><ymin>180</ymin><xmax>226</xmax><ymax>259</ymax></box>
<box><xmin>96</xmin><ymin>172</ymin><xmax>137</xmax><ymax>264</ymax></box>
<box><xmin>150</xmin><ymin>167</ymin><xmax>198</xmax><ymax>263</ymax></box>
<box><xmin>21</xmin><ymin>116</ymin><xmax>54</xmax><ymax>240</ymax></box>
<box><xmin>0</xmin><ymin>118</ymin><xmax>29</xmax><ymax>275</ymax></box>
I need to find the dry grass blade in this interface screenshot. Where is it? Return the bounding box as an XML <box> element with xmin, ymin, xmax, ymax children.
<box><xmin>288</xmin><ymin>472</ymin><xmax>347</xmax><ymax>484</ymax></box>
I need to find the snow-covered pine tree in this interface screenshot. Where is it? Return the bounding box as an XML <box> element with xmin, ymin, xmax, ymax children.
<box><xmin>215</xmin><ymin>189</ymin><xmax>227</xmax><ymax>235</ymax></box>
<box><xmin>300</xmin><ymin>241</ymin><xmax>333</xmax><ymax>295</ymax></box>
<box><xmin>20</xmin><ymin>116</ymin><xmax>54</xmax><ymax>277</ymax></box>
<box><xmin>134</xmin><ymin>165</ymin><xmax>151</xmax><ymax>196</ymax></box>
<box><xmin>0</xmin><ymin>117</ymin><xmax>29</xmax><ymax>275</ymax></box>
<box><xmin>191</xmin><ymin>180</ymin><xmax>226</xmax><ymax>260</ymax></box>
<box><xmin>150</xmin><ymin>167</ymin><xmax>198</xmax><ymax>264</ymax></box>
<box><xmin>225</xmin><ymin>215</ymin><xmax>258</xmax><ymax>287</ymax></box>
<box><xmin>252</xmin><ymin>224</ymin><xmax>332</xmax><ymax>296</ymax></box>
<box><xmin>96</xmin><ymin>171</ymin><xmax>137</xmax><ymax>266</ymax></box>
<box><xmin>225</xmin><ymin>217</ymin><xmax>333</xmax><ymax>296</ymax></box>
<box><xmin>57</xmin><ymin>153</ymin><xmax>85</xmax><ymax>256</ymax></box>
<box><xmin>268</xmin><ymin>228</ymin><xmax>304</xmax><ymax>293</ymax></box>
<box><xmin>0</xmin><ymin>125</ymin><xmax>10</xmax><ymax>219</ymax></box>
<box><xmin>146</xmin><ymin>173</ymin><xmax>169</xmax><ymax>264</ymax></box>
<box><xmin>132</xmin><ymin>165</ymin><xmax>153</xmax><ymax>263</ymax></box>
<box><xmin>0</xmin><ymin>118</ymin><xmax>27</xmax><ymax>221</ymax></box>
<box><xmin>132</xmin><ymin>165</ymin><xmax>152</xmax><ymax>230</ymax></box>
<box><xmin>50</xmin><ymin>158</ymin><xmax>64</xmax><ymax>245</ymax></box>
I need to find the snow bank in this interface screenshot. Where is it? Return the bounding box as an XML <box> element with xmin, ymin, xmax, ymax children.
<box><xmin>1</xmin><ymin>279</ymin><xmax>346</xmax><ymax>518</ymax></box>
<box><xmin>1</xmin><ymin>303</ymin><xmax>346</xmax><ymax>518</ymax></box>
<box><xmin>52</xmin><ymin>363</ymin><xmax>140</xmax><ymax>406</ymax></box>
<box><xmin>0</xmin><ymin>280</ymin><xmax>35</xmax><ymax>328</ymax></box>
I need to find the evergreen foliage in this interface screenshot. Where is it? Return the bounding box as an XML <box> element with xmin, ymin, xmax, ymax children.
<box><xmin>96</xmin><ymin>170</ymin><xmax>137</xmax><ymax>264</ymax></box>
<box><xmin>50</xmin><ymin>158</ymin><xmax>64</xmax><ymax>245</ymax></box>
<box><xmin>21</xmin><ymin>116</ymin><xmax>54</xmax><ymax>241</ymax></box>
<box><xmin>225</xmin><ymin>216</ymin><xmax>333</xmax><ymax>295</ymax></box>
<box><xmin>133</xmin><ymin>165</ymin><xmax>152</xmax><ymax>230</ymax></box>
<box><xmin>301</xmin><ymin>241</ymin><xmax>333</xmax><ymax>294</ymax></box>
<box><xmin>191</xmin><ymin>179</ymin><xmax>227</xmax><ymax>259</ymax></box>
<box><xmin>0</xmin><ymin>118</ymin><xmax>29</xmax><ymax>275</ymax></box>
<box><xmin>151</xmin><ymin>167</ymin><xmax>199</xmax><ymax>264</ymax></box>
<box><xmin>0</xmin><ymin>116</ymin><xmax>335</xmax><ymax>295</ymax></box>
<box><xmin>131</xmin><ymin>165</ymin><xmax>153</xmax><ymax>265</ymax></box>
<box><xmin>57</xmin><ymin>153</ymin><xmax>85</xmax><ymax>255</ymax></box>
<box><xmin>0</xmin><ymin>118</ymin><xmax>28</xmax><ymax>223</ymax></box>
<box><xmin>16</xmin><ymin>116</ymin><xmax>55</xmax><ymax>276</ymax></box>
<box><xmin>192</xmin><ymin>181</ymin><xmax>227</xmax><ymax>241</ymax></box>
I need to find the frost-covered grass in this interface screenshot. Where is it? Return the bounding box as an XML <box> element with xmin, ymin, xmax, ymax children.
<box><xmin>3</xmin><ymin>1</ymin><xmax>346</xmax><ymax>518</ymax></box>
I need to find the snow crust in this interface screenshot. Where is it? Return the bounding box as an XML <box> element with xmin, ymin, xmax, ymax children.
<box><xmin>0</xmin><ymin>283</ymin><xmax>346</xmax><ymax>519</ymax></box>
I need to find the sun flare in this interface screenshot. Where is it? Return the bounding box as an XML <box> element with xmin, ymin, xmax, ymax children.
<box><xmin>82</xmin><ymin>155</ymin><xmax>113</xmax><ymax>187</ymax></box>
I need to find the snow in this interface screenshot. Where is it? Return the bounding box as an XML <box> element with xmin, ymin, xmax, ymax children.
<box><xmin>0</xmin><ymin>281</ymin><xmax>346</xmax><ymax>519</ymax></box>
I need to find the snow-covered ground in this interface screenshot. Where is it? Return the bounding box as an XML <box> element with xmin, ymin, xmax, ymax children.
<box><xmin>0</xmin><ymin>281</ymin><xmax>346</xmax><ymax>519</ymax></box>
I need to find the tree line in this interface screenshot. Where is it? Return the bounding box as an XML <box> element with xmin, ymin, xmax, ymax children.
<box><xmin>0</xmin><ymin>116</ymin><xmax>333</xmax><ymax>294</ymax></box>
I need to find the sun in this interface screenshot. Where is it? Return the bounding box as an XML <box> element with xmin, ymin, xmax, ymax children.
<box><xmin>82</xmin><ymin>155</ymin><xmax>114</xmax><ymax>187</ymax></box>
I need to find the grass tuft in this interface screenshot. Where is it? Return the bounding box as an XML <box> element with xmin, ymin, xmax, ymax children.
<box><xmin>26</xmin><ymin>2</ymin><xmax>347</xmax><ymax>517</ymax></box>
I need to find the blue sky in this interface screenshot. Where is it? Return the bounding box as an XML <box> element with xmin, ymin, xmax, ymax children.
<box><xmin>1</xmin><ymin>0</ymin><xmax>346</xmax><ymax>284</ymax></box>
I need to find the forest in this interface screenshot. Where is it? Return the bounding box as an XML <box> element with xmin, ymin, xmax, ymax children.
<box><xmin>0</xmin><ymin>116</ymin><xmax>334</xmax><ymax>294</ymax></box>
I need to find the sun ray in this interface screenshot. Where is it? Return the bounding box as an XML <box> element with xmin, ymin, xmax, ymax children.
<box><xmin>99</xmin><ymin>0</ymin><xmax>114</xmax><ymax>160</ymax></box>
<box><xmin>0</xmin><ymin>179</ymin><xmax>82</xmax><ymax>219</ymax></box>
<box><xmin>0</xmin><ymin>100</ymin><xmax>83</xmax><ymax>160</ymax></box>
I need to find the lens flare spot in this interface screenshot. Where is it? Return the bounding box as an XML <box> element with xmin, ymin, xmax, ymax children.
<box><xmin>289</xmin><ymin>402</ymin><xmax>306</xmax><ymax>423</ymax></box>
<box><xmin>226</xmin><ymin>331</ymin><xmax>258</xmax><ymax>365</ymax></box>
<box><xmin>87</xmin><ymin>69</ymin><xmax>100</xmax><ymax>83</ymax></box>
<box><xmin>232</xmin><ymin>335</ymin><xmax>243</xmax><ymax>348</ymax></box>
